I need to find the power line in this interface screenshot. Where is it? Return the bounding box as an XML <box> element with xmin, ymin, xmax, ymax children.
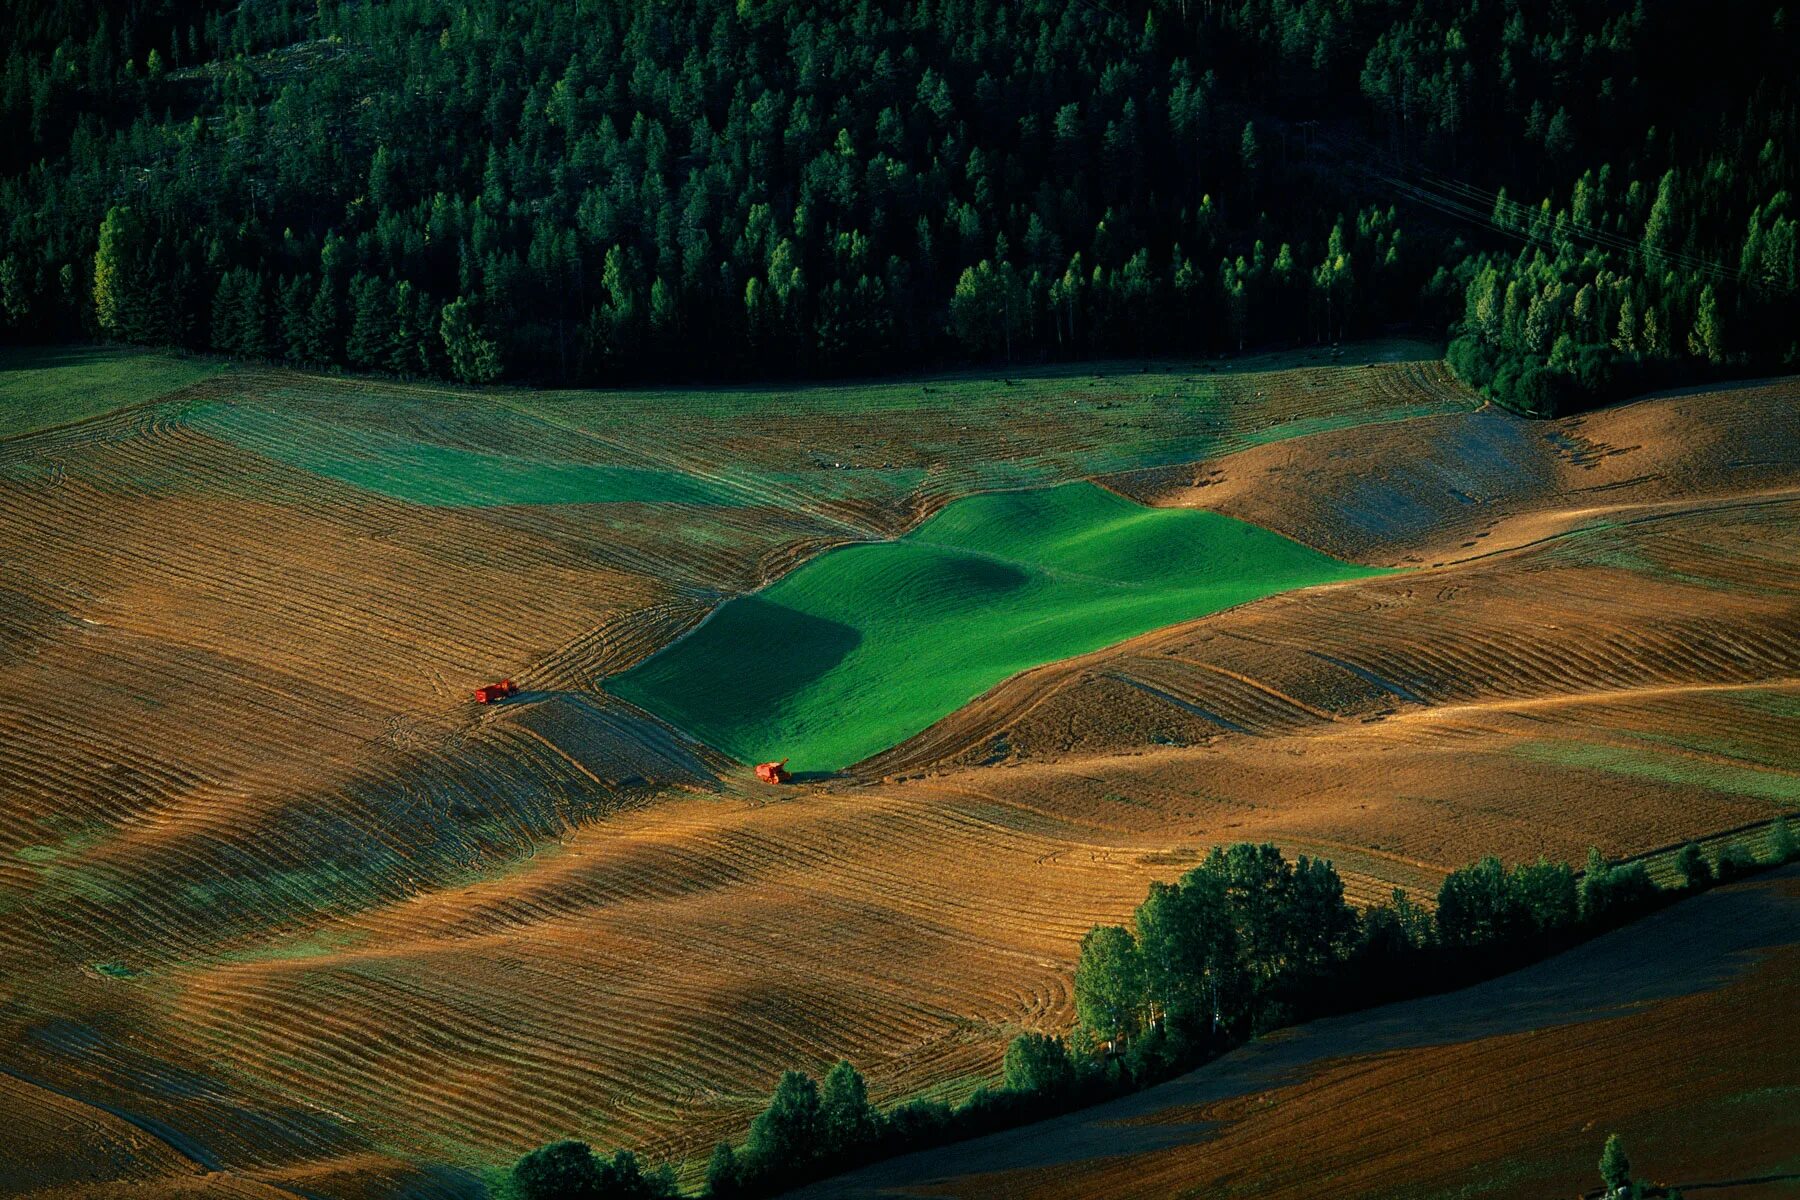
<box><xmin>1303</xmin><ymin>126</ymin><xmax>1739</xmax><ymax>283</ymax></box>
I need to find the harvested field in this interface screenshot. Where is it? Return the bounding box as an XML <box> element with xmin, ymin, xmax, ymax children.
<box><xmin>795</xmin><ymin>865</ymin><xmax>1800</xmax><ymax>1200</ymax></box>
<box><xmin>1109</xmin><ymin>374</ymin><xmax>1800</xmax><ymax>567</ymax></box>
<box><xmin>2</xmin><ymin>344</ymin><xmax>1796</xmax><ymax>1191</ymax></box>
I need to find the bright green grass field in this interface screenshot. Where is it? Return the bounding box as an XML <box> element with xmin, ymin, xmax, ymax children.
<box><xmin>612</xmin><ymin>482</ymin><xmax>1390</xmax><ymax>770</ymax></box>
<box><xmin>0</xmin><ymin>345</ymin><xmax>225</xmax><ymax>438</ymax></box>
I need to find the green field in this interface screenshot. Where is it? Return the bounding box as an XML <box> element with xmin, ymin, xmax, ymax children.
<box><xmin>0</xmin><ymin>346</ymin><xmax>225</xmax><ymax>438</ymax></box>
<box><xmin>612</xmin><ymin>482</ymin><xmax>1389</xmax><ymax>770</ymax></box>
<box><xmin>186</xmin><ymin>401</ymin><xmax>742</xmax><ymax>506</ymax></box>
<box><xmin>160</xmin><ymin>340</ymin><xmax>1466</xmax><ymax>518</ymax></box>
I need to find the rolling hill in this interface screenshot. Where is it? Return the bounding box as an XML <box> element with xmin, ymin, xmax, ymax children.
<box><xmin>1</xmin><ymin>343</ymin><xmax>1795</xmax><ymax>1191</ymax></box>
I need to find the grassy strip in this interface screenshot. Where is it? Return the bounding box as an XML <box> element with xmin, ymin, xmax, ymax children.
<box><xmin>187</xmin><ymin>401</ymin><xmax>741</xmax><ymax>506</ymax></box>
<box><xmin>611</xmin><ymin>482</ymin><xmax>1388</xmax><ymax>770</ymax></box>
<box><xmin>0</xmin><ymin>345</ymin><xmax>224</xmax><ymax>438</ymax></box>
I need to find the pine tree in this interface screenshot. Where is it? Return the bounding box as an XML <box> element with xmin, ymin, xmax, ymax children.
<box><xmin>211</xmin><ymin>269</ymin><xmax>247</xmax><ymax>354</ymax></box>
<box><xmin>93</xmin><ymin>206</ymin><xmax>137</xmax><ymax>338</ymax></box>
<box><xmin>234</xmin><ymin>270</ymin><xmax>269</xmax><ymax>358</ymax></box>
<box><xmin>303</xmin><ymin>279</ymin><xmax>340</xmax><ymax>364</ymax></box>
<box><xmin>386</xmin><ymin>280</ymin><xmax>422</xmax><ymax>375</ymax></box>
<box><xmin>279</xmin><ymin>275</ymin><xmax>315</xmax><ymax>362</ymax></box>
<box><xmin>1687</xmin><ymin>283</ymin><xmax>1724</xmax><ymax>362</ymax></box>
<box><xmin>346</xmin><ymin>275</ymin><xmax>396</xmax><ymax>369</ymax></box>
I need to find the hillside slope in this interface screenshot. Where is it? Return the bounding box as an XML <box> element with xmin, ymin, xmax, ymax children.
<box><xmin>1</xmin><ymin>352</ymin><xmax>1796</xmax><ymax>1187</ymax></box>
<box><xmin>795</xmin><ymin>866</ymin><xmax>1800</xmax><ymax>1200</ymax></box>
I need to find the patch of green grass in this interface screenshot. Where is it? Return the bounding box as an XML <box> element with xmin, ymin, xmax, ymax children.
<box><xmin>188</xmin><ymin>402</ymin><xmax>740</xmax><ymax>506</ymax></box>
<box><xmin>612</xmin><ymin>482</ymin><xmax>1389</xmax><ymax>770</ymax></box>
<box><xmin>0</xmin><ymin>345</ymin><xmax>225</xmax><ymax>438</ymax></box>
<box><xmin>1514</xmin><ymin>741</ymin><xmax>1800</xmax><ymax>805</ymax></box>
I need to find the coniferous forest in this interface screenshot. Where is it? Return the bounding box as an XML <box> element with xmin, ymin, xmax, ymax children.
<box><xmin>2</xmin><ymin>0</ymin><xmax>1797</xmax><ymax>412</ymax></box>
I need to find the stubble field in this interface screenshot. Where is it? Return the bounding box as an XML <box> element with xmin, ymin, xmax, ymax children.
<box><xmin>1</xmin><ymin>341</ymin><xmax>1796</xmax><ymax>1195</ymax></box>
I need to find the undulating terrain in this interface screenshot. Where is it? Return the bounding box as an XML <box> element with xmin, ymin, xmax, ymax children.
<box><xmin>797</xmin><ymin>864</ymin><xmax>1800</xmax><ymax>1200</ymax></box>
<box><xmin>3</xmin><ymin>342</ymin><xmax>1797</xmax><ymax>1194</ymax></box>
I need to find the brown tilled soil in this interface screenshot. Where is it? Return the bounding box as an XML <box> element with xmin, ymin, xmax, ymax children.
<box><xmin>1</xmin><ymin>361</ymin><xmax>1796</xmax><ymax>1190</ymax></box>
<box><xmin>793</xmin><ymin>866</ymin><xmax>1800</xmax><ymax>1200</ymax></box>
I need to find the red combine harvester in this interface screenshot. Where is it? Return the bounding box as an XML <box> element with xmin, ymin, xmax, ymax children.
<box><xmin>755</xmin><ymin>758</ymin><xmax>791</xmax><ymax>784</ymax></box>
<box><xmin>473</xmin><ymin>679</ymin><xmax>518</xmax><ymax>704</ymax></box>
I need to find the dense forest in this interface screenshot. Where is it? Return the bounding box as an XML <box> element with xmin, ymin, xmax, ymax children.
<box><xmin>1</xmin><ymin>0</ymin><xmax>1796</xmax><ymax>411</ymax></box>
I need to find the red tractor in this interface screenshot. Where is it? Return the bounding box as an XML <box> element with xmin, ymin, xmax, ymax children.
<box><xmin>473</xmin><ymin>679</ymin><xmax>518</xmax><ymax>705</ymax></box>
<box><xmin>754</xmin><ymin>758</ymin><xmax>791</xmax><ymax>784</ymax></box>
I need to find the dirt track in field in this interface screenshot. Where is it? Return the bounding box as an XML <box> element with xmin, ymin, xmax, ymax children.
<box><xmin>794</xmin><ymin>865</ymin><xmax>1800</xmax><ymax>1200</ymax></box>
<box><xmin>1</xmin><ymin>351</ymin><xmax>1796</xmax><ymax>1191</ymax></box>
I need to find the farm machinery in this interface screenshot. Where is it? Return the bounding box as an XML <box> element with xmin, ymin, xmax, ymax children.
<box><xmin>473</xmin><ymin>679</ymin><xmax>518</xmax><ymax>704</ymax></box>
<box><xmin>755</xmin><ymin>758</ymin><xmax>791</xmax><ymax>784</ymax></box>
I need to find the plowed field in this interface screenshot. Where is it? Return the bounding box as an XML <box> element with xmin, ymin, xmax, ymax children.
<box><xmin>2</xmin><ymin>343</ymin><xmax>1795</xmax><ymax>1193</ymax></box>
<box><xmin>796</xmin><ymin>865</ymin><xmax>1800</xmax><ymax>1200</ymax></box>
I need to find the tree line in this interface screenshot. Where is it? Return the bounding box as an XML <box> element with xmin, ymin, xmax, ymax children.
<box><xmin>507</xmin><ymin>818</ymin><xmax>1795</xmax><ymax>1197</ymax></box>
<box><xmin>2</xmin><ymin>1</ymin><xmax>1797</xmax><ymax>410</ymax></box>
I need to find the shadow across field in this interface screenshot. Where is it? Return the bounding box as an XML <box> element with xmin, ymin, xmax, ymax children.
<box><xmin>796</xmin><ymin>865</ymin><xmax>1800</xmax><ymax>1198</ymax></box>
<box><xmin>610</xmin><ymin>483</ymin><xmax>1384</xmax><ymax>771</ymax></box>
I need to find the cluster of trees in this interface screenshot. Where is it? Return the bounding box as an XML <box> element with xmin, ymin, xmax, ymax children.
<box><xmin>512</xmin><ymin>1058</ymin><xmax>1003</xmax><ymax>1200</ymax></box>
<box><xmin>510</xmin><ymin>821</ymin><xmax>1793</xmax><ymax>1197</ymax></box>
<box><xmin>512</xmin><ymin>1142</ymin><xmax>678</xmax><ymax>1200</ymax></box>
<box><xmin>2</xmin><ymin>1</ymin><xmax>1796</xmax><ymax>400</ymax></box>
<box><xmin>1069</xmin><ymin>824</ymin><xmax>1795</xmax><ymax>1059</ymax></box>
<box><xmin>1442</xmin><ymin>163</ymin><xmax>1790</xmax><ymax>414</ymax></box>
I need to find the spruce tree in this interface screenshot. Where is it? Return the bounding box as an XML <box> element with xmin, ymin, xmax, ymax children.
<box><xmin>303</xmin><ymin>279</ymin><xmax>339</xmax><ymax>364</ymax></box>
<box><xmin>279</xmin><ymin>275</ymin><xmax>315</xmax><ymax>362</ymax></box>
<box><xmin>234</xmin><ymin>269</ymin><xmax>269</xmax><ymax>358</ymax></box>
<box><xmin>211</xmin><ymin>269</ymin><xmax>247</xmax><ymax>354</ymax></box>
<box><xmin>345</xmin><ymin>274</ymin><xmax>395</xmax><ymax>369</ymax></box>
<box><xmin>1688</xmin><ymin>283</ymin><xmax>1724</xmax><ymax>362</ymax></box>
<box><xmin>386</xmin><ymin>280</ymin><xmax>422</xmax><ymax>375</ymax></box>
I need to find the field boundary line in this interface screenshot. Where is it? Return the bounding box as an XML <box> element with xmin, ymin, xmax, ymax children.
<box><xmin>1372</xmin><ymin>678</ymin><xmax>1800</xmax><ymax>728</ymax></box>
<box><xmin>1413</xmin><ymin>487</ymin><xmax>1800</xmax><ymax>571</ymax></box>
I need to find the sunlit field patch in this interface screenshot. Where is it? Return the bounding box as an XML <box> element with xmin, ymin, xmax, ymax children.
<box><xmin>612</xmin><ymin>482</ymin><xmax>1388</xmax><ymax>770</ymax></box>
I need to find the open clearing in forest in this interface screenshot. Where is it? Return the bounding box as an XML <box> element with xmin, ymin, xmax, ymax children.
<box><xmin>613</xmin><ymin>483</ymin><xmax>1383</xmax><ymax>770</ymax></box>
<box><xmin>1</xmin><ymin>342</ymin><xmax>1797</xmax><ymax>1192</ymax></box>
